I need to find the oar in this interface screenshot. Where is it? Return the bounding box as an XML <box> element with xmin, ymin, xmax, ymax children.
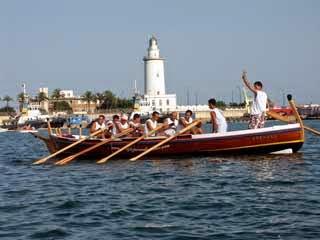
<box><xmin>33</xmin><ymin>128</ymin><xmax>106</xmax><ymax>165</ymax></box>
<box><xmin>130</xmin><ymin>120</ymin><xmax>201</xmax><ymax>161</ymax></box>
<box><xmin>55</xmin><ymin>128</ymin><xmax>134</xmax><ymax>165</ymax></box>
<box><xmin>97</xmin><ymin>124</ymin><xmax>165</xmax><ymax>164</ymax></box>
<box><xmin>267</xmin><ymin>98</ymin><xmax>320</xmax><ymax>137</ymax></box>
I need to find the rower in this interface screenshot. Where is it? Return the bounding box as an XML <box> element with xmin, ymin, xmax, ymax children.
<box><xmin>110</xmin><ymin>115</ymin><xmax>120</xmax><ymax>135</ymax></box>
<box><xmin>90</xmin><ymin>115</ymin><xmax>110</xmax><ymax>138</ymax></box>
<box><xmin>115</xmin><ymin>114</ymin><xmax>130</xmax><ymax>134</ymax></box>
<box><xmin>144</xmin><ymin>111</ymin><xmax>160</xmax><ymax>137</ymax></box>
<box><xmin>178</xmin><ymin>110</ymin><xmax>203</xmax><ymax>134</ymax></box>
<box><xmin>163</xmin><ymin>112</ymin><xmax>178</xmax><ymax>136</ymax></box>
<box><xmin>208</xmin><ymin>98</ymin><xmax>228</xmax><ymax>133</ymax></box>
<box><xmin>129</xmin><ymin>113</ymin><xmax>143</xmax><ymax>136</ymax></box>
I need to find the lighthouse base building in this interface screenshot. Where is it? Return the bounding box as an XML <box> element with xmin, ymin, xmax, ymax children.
<box><xmin>135</xmin><ymin>36</ymin><xmax>177</xmax><ymax>114</ymax></box>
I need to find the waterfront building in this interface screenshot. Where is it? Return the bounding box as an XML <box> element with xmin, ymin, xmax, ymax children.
<box><xmin>60</xmin><ymin>90</ymin><xmax>74</xmax><ymax>98</ymax></box>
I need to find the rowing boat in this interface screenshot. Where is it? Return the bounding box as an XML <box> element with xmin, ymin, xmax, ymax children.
<box><xmin>32</xmin><ymin>123</ymin><xmax>304</xmax><ymax>160</ymax></box>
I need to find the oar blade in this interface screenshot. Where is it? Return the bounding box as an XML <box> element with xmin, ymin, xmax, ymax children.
<box><xmin>55</xmin><ymin>156</ymin><xmax>74</xmax><ymax>165</ymax></box>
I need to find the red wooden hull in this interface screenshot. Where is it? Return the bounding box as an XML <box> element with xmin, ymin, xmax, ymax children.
<box><xmin>37</xmin><ymin>123</ymin><xmax>304</xmax><ymax>160</ymax></box>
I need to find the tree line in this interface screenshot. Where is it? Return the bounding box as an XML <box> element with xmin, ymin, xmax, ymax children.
<box><xmin>0</xmin><ymin>89</ymin><xmax>133</xmax><ymax>113</ymax></box>
<box><xmin>51</xmin><ymin>89</ymin><xmax>133</xmax><ymax>112</ymax></box>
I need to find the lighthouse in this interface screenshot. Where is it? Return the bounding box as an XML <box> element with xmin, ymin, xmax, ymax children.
<box><xmin>137</xmin><ymin>36</ymin><xmax>177</xmax><ymax>114</ymax></box>
<box><xmin>143</xmin><ymin>36</ymin><xmax>166</xmax><ymax>96</ymax></box>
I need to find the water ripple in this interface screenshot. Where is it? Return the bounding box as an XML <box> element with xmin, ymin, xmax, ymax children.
<box><xmin>0</xmin><ymin>123</ymin><xmax>320</xmax><ymax>239</ymax></box>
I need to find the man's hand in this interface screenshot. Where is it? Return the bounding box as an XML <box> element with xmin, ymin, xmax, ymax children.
<box><xmin>242</xmin><ymin>69</ymin><xmax>248</xmax><ymax>81</ymax></box>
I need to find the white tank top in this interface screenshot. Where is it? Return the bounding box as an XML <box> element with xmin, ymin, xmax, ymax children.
<box><xmin>114</xmin><ymin>122</ymin><xmax>129</xmax><ymax>134</ymax></box>
<box><xmin>144</xmin><ymin>119</ymin><xmax>157</xmax><ymax>136</ymax></box>
<box><xmin>95</xmin><ymin>121</ymin><xmax>106</xmax><ymax>131</ymax></box>
<box><xmin>211</xmin><ymin>108</ymin><xmax>227</xmax><ymax>133</ymax></box>
<box><xmin>177</xmin><ymin>117</ymin><xmax>193</xmax><ymax>131</ymax></box>
<box><xmin>129</xmin><ymin>121</ymin><xmax>140</xmax><ymax>128</ymax></box>
<box><xmin>164</xmin><ymin>118</ymin><xmax>178</xmax><ymax>136</ymax></box>
<box><xmin>165</xmin><ymin>118</ymin><xmax>178</xmax><ymax>129</ymax></box>
<box><xmin>119</xmin><ymin>122</ymin><xmax>129</xmax><ymax>129</ymax></box>
<box><xmin>251</xmin><ymin>90</ymin><xmax>268</xmax><ymax>115</ymax></box>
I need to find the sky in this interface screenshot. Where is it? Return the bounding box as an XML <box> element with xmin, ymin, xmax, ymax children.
<box><xmin>0</xmin><ymin>0</ymin><xmax>319</xmax><ymax>106</ymax></box>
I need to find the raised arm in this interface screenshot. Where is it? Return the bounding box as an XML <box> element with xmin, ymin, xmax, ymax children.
<box><xmin>242</xmin><ymin>70</ymin><xmax>257</xmax><ymax>94</ymax></box>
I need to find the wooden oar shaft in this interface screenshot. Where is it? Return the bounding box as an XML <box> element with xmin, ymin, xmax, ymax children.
<box><xmin>287</xmin><ymin>94</ymin><xmax>305</xmax><ymax>139</ymax></box>
<box><xmin>47</xmin><ymin>118</ymin><xmax>52</xmax><ymax>135</ymax></box>
<box><xmin>267</xmin><ymin>98</ymin><xmax>320</xmax><ymax>137</ymax></box>
<box><xmin>55</xmin><ymin>128</ymin><xmax>134</xmax><ymax>165</ymax></box>
<box><xmin>130</xmin><ymin>120</ymin><xmax>201</xmax><ymax>161</ymax></box>
<box><xmin>97</xmin><ymin>124</ymin><xmax>164</xmax><ymax>164</ymax></box>
<box><xmin>33</xmin><ymin>128</ymin><xmax>105</xmax><ymax>165</ymax></box>
<box><xmin>304</xmin><ymin>126</ymin><xmax>320</xmax><ymax>136</ymax></box>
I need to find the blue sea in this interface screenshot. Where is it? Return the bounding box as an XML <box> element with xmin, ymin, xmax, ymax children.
<box><xmin>1</xmin><ymin>121</ymin><xmax>320</xmax><ymax>239</ymax></box>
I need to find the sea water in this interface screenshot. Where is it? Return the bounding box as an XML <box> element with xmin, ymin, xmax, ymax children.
<box><xmin>0</xmin><ymin>121</ymin><xmax>319</xmax><ymax>239</ymax></box>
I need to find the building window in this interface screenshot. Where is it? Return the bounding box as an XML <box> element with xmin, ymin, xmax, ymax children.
<box><xmin>159</xmin><ymin>100</ymin><xmax>162</xmax><ymax>106</ymax></box>
<box><xmin>157</xmin><ymin>91</ymin><xmax>160</xmax><ymax>95</ymax></box>
<box><xmin>152</xmin><ymin>100</ymin><xmax>155</xmax><ymax>106</ymax></box>
<box><xmin>166</xmin><ymin>99</ymin><xmax>170</xmax><ymax>105</ymax></box>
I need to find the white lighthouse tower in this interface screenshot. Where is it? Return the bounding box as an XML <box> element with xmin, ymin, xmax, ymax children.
<box><xmin>137</xmin><ymin>36</ymin><xmax>177</xmax><ymax>114</ymax></box>
<box><xmin>144</xmin><ymin>36</ymin><xmax>166</xmax><ymax>96</ymax></box>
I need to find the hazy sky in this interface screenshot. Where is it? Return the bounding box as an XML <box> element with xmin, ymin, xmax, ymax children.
<box><xmin>0</xmin><ymin>0</ymin><xmax>319</xmax><ymax>106</ymax></box>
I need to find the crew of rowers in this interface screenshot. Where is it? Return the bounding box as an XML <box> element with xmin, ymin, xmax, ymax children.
<box><xmin>90</xmin><ymin>71</ymin><xmax>267</xmax><ymax>138</ymax></box>
<box><xmin>90</xmin><ymin>98</ymin><xmax>228</xmax><ymax>139</ymax></box>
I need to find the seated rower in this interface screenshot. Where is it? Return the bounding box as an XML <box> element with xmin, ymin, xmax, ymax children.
<box><xmin>163</xmin><ymin>112</ymin><xmax>178</xmax><ymax>136</ymax></box>
<box><xmin>144</xmin><ymin>111</ymin><xmax>160</xmax><ymax>137</ymax></box>
<box><xmin>129</xmin><ymin>113</ymin><xmax>143</xmax><ymax>136</ymax></box>
<box><xmin>115</xmin><ymin>114</ymin><xmax>130</xmax><ymax>134</ymax></box>
<box><xmin>208</xmin><ymin>98</ymin><xmax>228</xmax><ymax>133</ymax></box>
<box><xmin>90</xmin><ymin>115</ymin><xmax>111</xmax><ymax>138</ymax></box>
<box><xmin>110</xmin><ymin>114</ymin><xmax>120</xmax><ymax>135</ymax></box>
<box><xmin>178</xmin><ymin>110</ymin><xmax>203</xmax><ymax>134</ymax></box>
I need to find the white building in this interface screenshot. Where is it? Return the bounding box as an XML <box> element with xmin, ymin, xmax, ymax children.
<box><xmin>136</xmin><ymin>36</ymin><xmax>177</xmax><ymax>114</ymax></box>
<box><xmin>60</xmin><ymin>90</ymin><xmax>74</xmax><ymax>98</ymax></box>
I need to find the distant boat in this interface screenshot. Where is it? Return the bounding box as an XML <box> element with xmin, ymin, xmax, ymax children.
<box><xmin>17</xmin><ymin>104</ymin><xmax>49</xmax><ymax>126</ymax></box>
<box><xmin>16</xmin><ymin>129</ymin><xmax>38</xmax><ymax>133</ymax></box>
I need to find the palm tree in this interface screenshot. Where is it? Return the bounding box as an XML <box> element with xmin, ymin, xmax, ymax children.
<box><xmin>103</xmin><ymin>90</ymin><xmax>116</xmax><ymax>109</ymax></box>
<box><xmin>94</xmin><ymin>92</ymin><xmax>105</xmax><ymax>109</ymax></box>
<box><xmin>82</xmin><ymin>91</ymin><xmax>94</xmax><ymax>113</ymax></box>
<box><xmin>37</xmin><ymin>92</ymin><xmax>48</xmax><ymax>104</ymax></box>
<box><xmin>2</xmin><ymin>95</ymin><xmax>13</xmax><ymax>114</ymax></box>
<box><xmin>17</xmin><ymin>92</ymin><xmax>26</xmax><ymax>111</ymax></box>
<box><xmin>51</xmin><ymin>88</ymin><xmax>61</xmax><ymax>99</ymax></box>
